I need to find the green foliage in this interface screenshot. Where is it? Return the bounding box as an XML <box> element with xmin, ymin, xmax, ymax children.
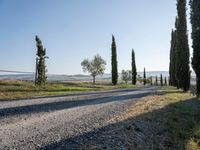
<box><xmin>81</xmin><ymin>54</ymin><xmax>106</xmax><ymax>84</ymax></box>
<box><xmin>190</xmin><ymin>0</ymin><xmax>200</xmax><ymax>96</ymax></box>
<box><xmin>131</xmin><ymin>49</ymin><xmax>137</xmax><ymax>85</ymax></box>
<box><xmin>111</xmin><ymin>35</ymin><xmax>118</xmax><ymax>85</ymax></box>
<box><xmin>143</xmin><ymin>68</ymin><xmax>146</xmax><ymax>85</ymax></box>
<box><xmin>35</xmin><ymin>35</ymin><xmax>48</xmax><ymax>86</ymax></box>
<box><xmin>175</xmin><ymin>0</ymin><xmax>190</xmax><ymax>91</ymax></box>
<box><xmin>121</xmin><ymin>70</ymin><xmax>132</xmax><ymax>84</ymax></box>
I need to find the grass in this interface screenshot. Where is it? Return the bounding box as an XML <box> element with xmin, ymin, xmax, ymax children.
<box><xmin>143</xmin><ymin>86</ymin><xmax>200</xmax><ymax>149</ymax></box>
<box><xmin>105</xmin><ymin>86</ymin><xmax>200</xmax><ymax>149</ymax></box>
<box><xmin>0</xmin><ymin>80</ymin><xmax>140</xmax><ymax>100</ymax></box>
<box><xmin>161</xmin><ymin>87</ymin><xmax>200</xmax><ymax>149</ymax></box>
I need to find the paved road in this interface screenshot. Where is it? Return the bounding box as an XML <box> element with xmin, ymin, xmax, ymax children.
<box><xmin>0</xmin><ymin>86</ymin><xmax>157</xmax><ymax>150</ymax></box>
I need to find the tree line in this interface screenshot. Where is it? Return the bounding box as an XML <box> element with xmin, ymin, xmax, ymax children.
<box><xmin>34</xmin><ymin>0</ymin><xmax>200</xmax><ymax>93</ymax></box>
<box><xmin>35</xmin><ymin>34</ymin><xmax>167</xmax><ymax>86</ymax></box>
<box><xmin>169</xmin><ymin>0</ymin><xmax>200</xmax><ymax>97</ymax></box>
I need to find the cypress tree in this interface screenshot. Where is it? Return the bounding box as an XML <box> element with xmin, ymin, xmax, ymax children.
<box><xmin>176</xmin><ymin>0</ymin><xmax>190</xmax><ymax>91</ymax></box>
<box><xmin>132</xmin><ymin>49</ymin><xmax>137</xmax><ymax>85</ymax></box>
<box><xmin>190</xmin><ymin>0</ymin><xmax>200</xmax><ymax>96</ymax></box>
<box><xmin>150</xmin><ymin>76</ymin><xmax>153</xmax><ymax>85</ymax></box>
<box><xmin>160</xmin><ymin>74</ymin><xmax>163</xmax><ymax>86</ymax></box>
<box><xmin>169</xmin><ymin>29</ymin><xmax>174</xmax><ymax>85</ymax></box>
<box><xmin>35</xmin><ymin>35</ymin><xmax>48</xmax><ymax>86</ymax></box>
<box><xmin>155</xmin><ymin>76</ymin><xmax>158</xmax><ymax>86</ymax></box>
<box><xmin>169</xmin><ymin>29</ymin><xmax>177</xmax><ymax>86</ymax></box>
<box><xmin>165</xmin><ymin>77</ymin><xmax>167</xmax><ymax>86</ymax></box>
<box><xmin>174</xmin><ymin>18</ymin><xmax>178</xmax><ymax>87</ymax></box>
<box><xmin>143</xmin><ymin>68</ymin><xmax>146</xmax><ymax>85</ymax></box>
<box><xmin>111</xmin><ymin>35</ymin><xmax>118</xmax><ymax>85</ymax></box>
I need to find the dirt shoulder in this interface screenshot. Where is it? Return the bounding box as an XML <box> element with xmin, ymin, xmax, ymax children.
<box><xmin>74</xmin><ymin>87</ymin><xmax>200</xmax><ymax>150</ymax></box>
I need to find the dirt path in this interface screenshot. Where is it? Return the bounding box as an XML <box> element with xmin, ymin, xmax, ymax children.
<box><xmin>0</xmin><ymin>86</ymin><xmax>157</xmax><ymax>150</ymax></box>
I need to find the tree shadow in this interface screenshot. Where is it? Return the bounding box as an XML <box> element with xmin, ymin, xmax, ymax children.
<box><xmin>0</xmin><ymin>89</ymin><xmax>154</xmax><ymax>118</ymax></box>
<box><xmin>0</xmin><ymin>87</ymin><xmax>151</xmax><ymax>102</ymax></box>
<box><xmin>39</xmin><ymin>98</ymin><xmax>200</xmax><ymax>150</ymax></box>
<box><xmin>0</xmin><ymin>87</ymin><xmax>142</xmax><ymax>93</ymax></box>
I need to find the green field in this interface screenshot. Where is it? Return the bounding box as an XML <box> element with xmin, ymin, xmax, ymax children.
<box><xmin>0</xmin><ymin>80</ymin><xmax>140</xmax><ymax>100</ymax></box>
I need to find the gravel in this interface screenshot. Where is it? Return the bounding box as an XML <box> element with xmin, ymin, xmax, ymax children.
<box><xmin>0</xmin><ymin>86</ymin><xmax>156</xmax><ymax>150</ymax></box>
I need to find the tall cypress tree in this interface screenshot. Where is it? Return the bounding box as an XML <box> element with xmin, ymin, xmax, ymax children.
<box><xmin>35</xmin><ymin>35</ymin><xmax>48</xmax><ymax>86</ymax></box>
<box><xmin>174</xmin><ymin>18</ymin><xmax>178</xmax><ymax>87</ymax></box>
<box><xmin>169</xmin><ymin>29</ymin><xmax>177</xmax><ymax>86</ymax></box>
<box><xmin>176</xmin><ymin>0</ymin><xmax>190</xmax><ymax>91</ymax></box>
<box><xmin>132</xmin><ymin>49</ymin><xmax>137</xmax><ymax>85</ymax></box>
<box><xmin>190</xmin><ymin>0</ymin><xmax>200</xmax><ymax>96</ymax></box>
<box><xmin>111</xmin><ymin>35</ymin><xmax>118</xmax><ymax>85</ymax></box>
<box><xmin>143</xmin><ymin>68</ymin><xmax>146</xmax><ymax>85</ymax></box>
<box><xmin>160</xmin><ymin>74</ymin><xmax>163</xmax><ymax>86</ymax></box>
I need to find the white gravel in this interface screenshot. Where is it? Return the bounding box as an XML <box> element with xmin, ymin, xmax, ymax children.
<box><xmin>0</xmin><ymin>86</ymin><xmax>156</xmax><ymax>150</ymax></box>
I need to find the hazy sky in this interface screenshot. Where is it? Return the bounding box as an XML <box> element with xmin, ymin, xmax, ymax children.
<box><xmin>0</xmin><ymin>0</ymin><xmax>192</xmax><ymax>75</ymax></box>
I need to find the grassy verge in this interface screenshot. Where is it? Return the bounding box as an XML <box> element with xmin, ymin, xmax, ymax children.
<box><xmin>0</xmin><ymin>80</ymin><xmax>140</xmax><ymax>100</ymax></box>
<box><xmin>162</xmin><ymin>87</ymin><xmax>200</xmax><ymax>149</ymax></box>
<box><xmin>103</xmin><ymin>86</ymin><xmax>200</xmax><ymax>149</ymax></box>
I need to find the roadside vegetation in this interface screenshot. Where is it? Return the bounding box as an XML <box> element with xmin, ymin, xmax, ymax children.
<box><xmin>80</xmin><ymin>86</ymin><xmax>200</xmax><ymax>149</ymax></box>
<box><xmin>158</xmin><ymin>87</ymin><xmax>200</xmax><ymax>149</ymax></box>
<box><xmin>0</xmin><ymin>80</ymin><xmax>140</xmax><ymax>100</ymax></box>
<box><xmin>121</xmin><ymin>86</ymin><xmax>200</xmax><ymax>149</ymax></box>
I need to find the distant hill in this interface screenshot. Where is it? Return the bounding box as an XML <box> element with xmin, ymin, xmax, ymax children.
<box><xmin>0</xmin><ymin>73</ymin><xmax>110</xmax><ymax>81</ymax></box>
<box><xmin>0</xmin><ymin>71</ymin><xmax>196</xmax><ymax>82</ymax></box>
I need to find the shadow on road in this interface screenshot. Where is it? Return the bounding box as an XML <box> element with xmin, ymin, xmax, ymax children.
<box><xmin>0</xmin><ymin>87</ymin><xmax>150</xmax><ymax>102</ymax></box>
<box><xmin>39</xmin><ymin>98</ymin><xmax>200</xmax><ymax>150</ymax></box>
<box><xmin>0</xmin><ymin>88</ymin><xmax>155</xmax><ymax>118</ymax></box>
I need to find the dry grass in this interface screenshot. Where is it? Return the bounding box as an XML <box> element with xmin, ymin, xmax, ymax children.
<box><xmin>83</xmin><ymin>86</ymin><xmax>200</xmax><ymax>149</ymax></box>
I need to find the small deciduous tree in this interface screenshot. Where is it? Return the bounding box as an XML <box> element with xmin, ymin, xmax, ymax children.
<box><xmin>81</xmin><ymin>54</ymin><xmax>106</xmax><ymax>84</ymax></box>
<box><xmin>121</xmin><ymin>70</ymin><xmax>132</xmax><ymax>84</ymax></box>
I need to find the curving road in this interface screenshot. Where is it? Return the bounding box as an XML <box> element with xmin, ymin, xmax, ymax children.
<box><xmin>0</xmin><ymin>86</ymin><xmax>157</xmax><ymax>150</ymax></box>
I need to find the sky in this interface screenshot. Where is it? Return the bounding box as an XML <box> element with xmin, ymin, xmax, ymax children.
<box><xmin>0</xmin><ymin>0</ymin><xmax>192</xmax><ymax>75</ymax></box>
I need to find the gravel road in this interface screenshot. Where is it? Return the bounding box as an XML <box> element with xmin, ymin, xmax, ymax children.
<box><xmin>0</xmin><ymin>86</ymin><xmax>157</xmax><ymax>150</ymax></box>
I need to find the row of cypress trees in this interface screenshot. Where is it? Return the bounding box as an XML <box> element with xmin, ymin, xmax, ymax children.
<box><xmin>170</xmin><ymin>0</ymin><xmax>200</xmax><ymax>96</ymax></box>
<box><xmin>35</xmin><ymin>34</ymin><xmax>137</xmax><ymax>86</ymax></box>
<box><xmin>111</xmin><ymin>35</ymin><xmax>137</xmax><ymax>85</ymax></box>
<box><xmin>169</xmin><ymin>0</ymin><xmax>190</xmax><ymax>92</ymax></box>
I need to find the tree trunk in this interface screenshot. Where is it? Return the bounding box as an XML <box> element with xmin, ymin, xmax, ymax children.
<box><xmin>93</xmin><ymin>76</ymin><xmax>96</xmax><ymax>85</ymax></box>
